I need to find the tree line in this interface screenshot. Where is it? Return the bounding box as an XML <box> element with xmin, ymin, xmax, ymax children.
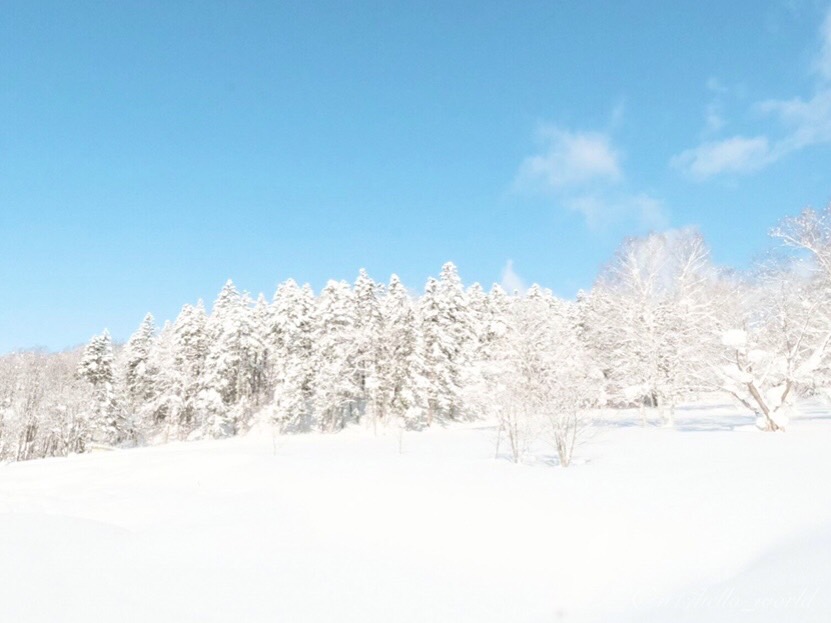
<box><xmin>2</xmin><ymin>206</ymin><xmax>831</xmax><ymax>464</ymax></box>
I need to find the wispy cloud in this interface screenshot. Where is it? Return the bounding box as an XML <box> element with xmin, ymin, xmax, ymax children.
<box><xmin>758</xmin><ymin>88</ymin><xmax>831</xmax><ymax>151</ymax></box>
<box><xmin>671</xmin><ymin>136</ymin><xmax>772</xmax><ymax>179</ymax></box>
<box><xmin>500</xmin><ymin>259</ymin><xmax>527</xmax><ymax>295</ymax></box>
<box><xmin>514</xmin><ymin>120</ymin><xmax>666</xmax><ymax>230</ymax></box>
<box><xmin>703</xmin><ymin>77</ymin><xmax>728</xmax><ymax>135</ymax></box>
<box><xmin>704</xmin><ymin>106</ymin><xmax>726</xmax><ymax>135</ymax></box>
<box><xmin>515</xmin><ymin>125</ymin><xmax>622</xmax><ymax>191</ymax></box>
<box><xmin>565</xmin><ymin>192</ymin><xmax>667</xmax><ymax>231</ymax></box>
<box><xmin>673</xmin><ymin>7</ymin><xmax>831</xmax><ymax>180</ymax></box>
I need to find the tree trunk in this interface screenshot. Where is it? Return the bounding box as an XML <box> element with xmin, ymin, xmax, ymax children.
<box><xmin>746</xmin><ymin>381</ymin><xmax>784</xmax><ymax>432</ymax></box>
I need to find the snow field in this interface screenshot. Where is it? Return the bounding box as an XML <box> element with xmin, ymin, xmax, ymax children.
<box><xmin>1</xmin><ymin>404</ymin><xmax>831</xmax><ymax>622</ymax></box>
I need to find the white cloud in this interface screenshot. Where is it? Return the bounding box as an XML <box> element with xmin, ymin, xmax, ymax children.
<box><xmin>671</xmin><ymin>136</ymin><xmax>772</xmax><ymax>179</ymax></box>
<box><xmin>515</xmin><ymin>126</ymin><xmax>622</xmax><ymax>192</ymax></box>
<box><xmin>758</xmin><ymin>89</ymin><xmax>831</xmax><ymax>152</ymax></box>
<box><xmin>673</xmin><ymin>9</ymin><xmax>831</xmax><ymax>180</ymax></box>
<box><xmin>673</xmin><ymin>89</ymin><xmax>831</xmax><ymax>179</ymax></box>
<box><xmin>500</xmin><ymin>260</ymin><xmax>527</xmax><ymax>295</ymax></box>
<box><xmin>566</xmin><ymin>192</ymin><xmax>667</xmax><ymax>231</ymax></box>
<box><xmin>514</xmin><ymin>120</ymin><xmax>668</xmax><ymax>230</ymax></box>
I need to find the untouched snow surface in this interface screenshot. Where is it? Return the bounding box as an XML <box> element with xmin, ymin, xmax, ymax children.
<box><xmin>1</xmin><ymin>404</ymin><xmax>831</xmax><ymax>622</ymax></box>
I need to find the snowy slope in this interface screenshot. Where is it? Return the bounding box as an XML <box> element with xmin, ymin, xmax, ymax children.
<box><xmin>630</xmin><ymin>526</ymin><xmax>831</xmax><ymax>622</ymax></box>
<box><xmin>1</xmin><ymin>404</ymin><xmax>831</xmax><ymax>622</ymax></box>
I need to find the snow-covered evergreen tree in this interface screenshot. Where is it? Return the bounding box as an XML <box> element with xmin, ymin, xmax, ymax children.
<box><xmin>312</xmin><ymin>280</ymin><xmax>359</xmax><ymax>432</ymax></box>
<box><xmin>380</xmin><ymin>274</ymin><xmax>426</xmax><ymax>429</ymax></box>
<box><xmin>352</xmin><ymin>269</ymin><xmax>385</xmax><ymax>428</ymax></box>
<box><xmin>121</xmin><ymin>313</ymin><xmax>157</xmax><ymax>427</ymax></box>
<box><xmin>78</xmin><ymin>330</ymin><xmax>127</xmax><ymax>444</ymax></box>
<box><xmin>251</xmin><ymin>293</ymin><xmax>273</xmax><ymax>406</ymax></box>
<box><xmin>270</xmin><ymin>279</ymin><xmax>316</xmax><ymax>431</ymax></box>
<box><xmin>202</xmin><ymin>280</ymin><xmax>247</xmax><ymax>437</ymax></box>
<box><xmin>143</xmin><ymin>320</ymin><xmax>177</xmax><ymax>430</ymax></box>
<box><xmin>419</xmin><ymin>263</ymin><xmax>475</xmax><ymax>424</ymax></box>
<box><xmin>463</xmin><ymin>282</ymin><xmax>509</xmax><ymax>422</ymax></box>
<box><xmin>166</xmin><ymin>301</ymin><xmax>209</xmax><ymax>437</ymax></box>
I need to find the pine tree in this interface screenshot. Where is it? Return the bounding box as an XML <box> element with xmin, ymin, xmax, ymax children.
<box><xmin>312</xmin><ymin>280</ymin><xmax>358</xmax><ymax>432</ymax></box>
<box><xmin>251</xmin><ymin>293</ymin><xmax>273</xmax><ymax>406</ymax></box>
<box><xmin>202</xmin><ymin>280</ymin><xmax>245</xmax><ymax>437</ymax></box>
<box><xmin>168</xmin><ymin>301</ymin><xmax>209</xmax><ymax>437</ymax></box>
<box><xmin>77</xmin><ymin>330</ymin><xmax>127</xmax><ymax>444</ymax></box>
<box><xmin>419</xmin><ymin>263</ymin><xmax>475</xmax><ymax>424</ymax></box>
<box><xmin>270</xmin><ymin>279</ymin><xmax>316</xmax><ymax>431</ymax></box>
<box><xmin>121</xmin><ymin>313</ymin><xmax>157</xmax><ymax>425</ymax></box>
<box><xmin>381</xmin><ymin>274</ymin><xmax>426</xmax><ymax>429</ymax></box>
<box><xmin>352</xmin><ymin>269</ymin><xmax>385</xmax><ymax>427</ymax></box>
<box><xmin>144</xmin><ymin>320</ymin><xmax>179</xmax><ymax>429</ymax></box>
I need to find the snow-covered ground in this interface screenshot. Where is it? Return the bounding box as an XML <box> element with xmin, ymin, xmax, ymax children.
<box><xmin>1</xmin><ymin>403</ymin><xmax>830</xmax><ymax>622</ymax></box>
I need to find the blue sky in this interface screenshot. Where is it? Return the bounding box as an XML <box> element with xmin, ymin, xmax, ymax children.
<box><xmin>2</xmin><ymin>1</ymin><xmax>831</xmax><ymax>352</ymax></box>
